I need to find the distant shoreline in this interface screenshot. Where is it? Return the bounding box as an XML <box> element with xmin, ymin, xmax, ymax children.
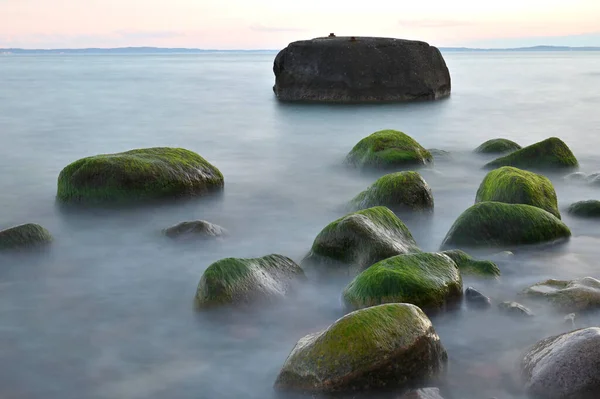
<box><xmin>1</xmin><ymin>45</ymin><xmax>599</xmax><ymax>55</ymax></box>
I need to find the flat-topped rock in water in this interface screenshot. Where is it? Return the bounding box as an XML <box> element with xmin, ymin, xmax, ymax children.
<box><xmin>498</xmin><ymin>301</ymin><xmax>534</xmax><ymax>318</ymax></box>
<box><xmin>274</xmin><ymin>303</ymin><xmax>447</xmax><ymax>394</ymax></box>
<box><xmin>57</xmin><ymin>147</ymin><xmax>224</xmax><ymax>204</ymax></box>
<box><xmin>523</xmin><ymin>277</ymin><xmax>600</xmax><ymax>312</ymax></box>
<box><xmin>163</xmin><ymin>220</ymin><xmax>228</xmax><ymax>239</ymax></box>
<box><xmin>521</xmin><ymin>327</ymin><xmax>600</xmax><ymax>399</ymax></box>
<box><xmin>0</xmin><ymin>223</ymin><xmax>53</xmax><ymax>251</ymax></box>
<box><xmin>568</xmin><ymin>200</ymin><xmax>600</xmax><ymax>218</ymax></box>
<box><xmin>273</xmin><ymin>36</ymin><xmax>451</xmax><ymax>103</ymax></box>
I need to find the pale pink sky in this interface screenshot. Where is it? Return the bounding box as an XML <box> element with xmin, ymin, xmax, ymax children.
<box><xmin>1</xmin><ymin>0</ymin><xmax>599</xmax><ymax>49</ymax></box>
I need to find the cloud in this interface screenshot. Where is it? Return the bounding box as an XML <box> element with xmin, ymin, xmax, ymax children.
<box><xmin>249</xmin><ymin>24</ymin><xmax>307</xmax><ymax>33</ymax></box>
<box><xmin>398</xmin><ymin>19</ymin><xmax>475</xmax><ymax>28</ymax></box>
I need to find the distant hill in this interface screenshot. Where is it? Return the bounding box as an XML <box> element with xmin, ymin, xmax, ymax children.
<box><xmin>1</xmin><ymin>45</ymin><xmax>599</xmax><ymax>55</ymax></box>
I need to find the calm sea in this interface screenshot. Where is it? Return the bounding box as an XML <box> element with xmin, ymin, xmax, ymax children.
<box><xmin>1</xmin><ymin>51</ymin><xmax>600</xmax><ymax>399</ymax></box>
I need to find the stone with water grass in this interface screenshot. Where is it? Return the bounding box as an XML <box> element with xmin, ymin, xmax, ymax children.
<box><xmin>342</xmin><ymin>253</ymin><xmax>463</xmax><ymax>311</ymax></box>
<box><xmin>195</xmin><ymin>254</ymin><xmax>305</xmax><ymax>308</ymax></box>
<box><xmin>350</xmin><ymin>171</ymin><xmax>433</xmax><ymax>211</ymax></box>
<box><xmin>476</xmin><ymin>166</ymin><xmax>560</xmax><ymax>218</ymax></box>
<box><xmin>474</xmin><ymin>138</ymin><xmax>521</xmax><ymax>154</ymax></box>
<box><xmin>568</xmin><ymin>200</ymin><xmax>600</xmax><ymax>218</ymax></box>
<box><xmin>57</xmin><ymin>147</ymin><xmax>224</xmax><ymax>204</ymax></box>
<box><xmin>274</xmin><ymin>303</ymin><xmax>447</xmax><ymax>394</ymax></box>
<box><xmin>441</xmin><ymin>249</ymin><xmax>500</xmax><ymax>278</ymax></box>
<box><xmin>484</xmin><ymin>137</ymin><xmax>578</xmax><ymax>171</ymax></box>
<box><xmin>0</xmin><ymin>223</ymin><xmax>53</xmax><ymax>251</ymax></box>
<box><xmin>345</xmin><ymin>130</ymin><xmax>432</xmax><ymax>169</ymax></box>
<box><xmin>302</xmin><ymin>206</ymin><xmax>420</xmax><ymax>274</ymax></box>
<box><xmin>441</xmin><ymin>202</ymin><xmax>571</xmax><ymax>249</ymax></box>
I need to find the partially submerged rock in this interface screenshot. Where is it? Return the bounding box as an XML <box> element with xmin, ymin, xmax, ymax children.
<box><xmin>57</xmin><ymin>147</ymin><xmax>224</xmax><ymax>204</ymax></box>
<box><xmin>0</xmin><ymin>223</ymin><xmax>53</xmax><ymax>250</ymax></box>
<box><xmin>342</xmin><ymin>253</ymin><xmax>462</xmax><ymax>311</ymax></box>
<box><xmin>302</xmin><ymin>206</ymin><xmax>420</xmax><ymax>274</ymax></box>
<box><xmin>441</xmin><ymin>249</ymin><xmax>501</xmax><ymax>278</ymax></box>
<box><xmin>274</xmin><ymin>303</ymin><xmax>447</xmax><ymax>393</ymax></box>
<box><xmin>273</xmin><ymin>36</ymin><xmax>451</xmax><ymax>103</ymax></box>
<box><xmin>564</xmin><ymin>172</ymin><xmax>588</xmax><ymax>182</ymax></box>
<box><xmin>350</xmin><ymin>171</ymin><xmax>434</xmax><ymax>211</ymax></box>
<box><xmin>195</xmin><ymin>254</ymin><xmax>305</xmax><ymax>308</ymax></box>
<box><xmin>345</xmin><ymin>130</ymin><xmax>432</xmax><ymax>169</ymax></box>
<box><xmin>498</xmin><ymin>301</ymin><xmax>534</xmax><ymax>318</ymax></box>
<box><xmin>476</xmin><ymin>166</ymin><xmax>560</xmax><ymax>219</ymax></box>
<box><xmin>485</xmin><ymin>137</ymin><xmax>578</xmax><ymax>171</ymax></box>
<box><xmin>523</xmin><ymin>277</ymin><xmax>600</xmax><ymax>313</ymax></box>
<box><xmin>521</xmin><ymin>327</ymin><xmax>600</xmax><ymax>399</ymax></box>
<box><xmin>163</xmin><ymin>220</ymin><xmax>227</xmax><ymax>239</ymax></box>
<box><xmin>465</xmin><ymin>287</ymin><xmax>491</xmax><ymax>309</ymax></box>
<box><xmin>399</xmin><ymin>388</ymin><xmax>445</xmax><ymax>399</ymax></box>
<box><xmin>474</xmin><ymin>138</ymin><xmax>521</xmax><ymax>154</ymax></box>
<box><xmin>441</xmin><ymin>202</ymin><xmax>571</xmax><ymax>249</ymax></box>
<box><xmin>568</xmin><ymin>200</ymin><xmax>600</xmax><ymax>218</ymax></box>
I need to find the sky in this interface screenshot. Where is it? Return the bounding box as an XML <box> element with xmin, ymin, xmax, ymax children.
<box><xmin>1</xmin><ymin>0</ymin><xmax>600</xmax><ymax>49</ymax></box>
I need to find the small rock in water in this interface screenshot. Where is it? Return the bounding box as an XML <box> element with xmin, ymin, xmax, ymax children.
<box><xmin>564</xmin><ymin>172</ymin><xmax>588</xmax><ymax>182</ymax></box>
<box><xmin>465</xmin><ymin>287</ymin><xmax>491</xmax><ymax>309</ymax></box>
<box><xmin>498</xmin><ymin>301</ymin><xmax>534</xmax><ymax>318</ymax></box>
<box><xmin>163</xmin><ymin>220</ymin><xmax>228</xmax><ymax>239</ymax></box>
<box><xmin>398</xmin><ymin>387</ymin><xmax>444</xmax><ymax>399</ymax></box>
<box><xmin>523</xmin><ymin>277</ymin><xmax>600</xmax><ymax>312</ymax></box>
<box><xmin>0</xmin><ymin>223</ymin><xmax>53</xmax><ymax>251</ymax></box>
<box><xmin>564</xmin><ymin>313</ymin><xmax>577</xmax><ymax>328</ymax></box>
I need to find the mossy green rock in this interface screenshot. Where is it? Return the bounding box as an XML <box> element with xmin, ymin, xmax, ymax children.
<box><xmin>485</xmin><ymin>137</ymin><xmax>578</xmax><ymax>171</ymax></box>
<box><xmin>523</xmin><ymin>277</ymin><xmax>600</xmax><ymax>313</ymax></box>
<box><xmin>345</xmin><ymin>130</ymin><xmax>432</xmax><ymax>169</ymax></box>
<box><xmin>568</xmin><ymin>200</ymin><xmax>600</xmax><ymax>218</ymax></box>
<box><xmin>302</xmin><ymin>206</ymin><xmax>420</xmax><ymax>274</ymax></box>
<box><xmin>441</xmin><ymin>202</ymin><xmax>571</xmax><ymax>249</ymax></box>
<box><xmin>474</xmin><ymin>138</ymin><xmax>521</xmax><ymax>154</ymax></box>
<box><xmin>441</xmin><ymin>249</ymin><xmax>501</xmax><ymax>278</ymax></box>
<box><xmin>274</xmin><ymin>303</ymin><xmax>447</xmax><ymax>393</ymax></box>
<box><xmin>195</xmin><ymin>254</ymin><xmax>305</xmax><ymax>308</ymax></box>
<box><xmin>57</xmin><ymin>147</ymin><xmax>224</xmax><ymax>203</ymax></box>
<box><xmin>0</xmin><ymin>223</ymin><xmax>53</xmax><ymax>250</ymax></box>
<box><xmin>476</xmin><ymin>166</ymin><xmax>560</xmax><ymax>219</ymax></box>
<box><xmin>350</xmin><ymin>171</ymin><xmax>433</xmax><ymax>211</ymax></box>
<box><xmin>343</xmin><ymin>253</ymin><xmax>463</xmax><ymax>311</ymax></box>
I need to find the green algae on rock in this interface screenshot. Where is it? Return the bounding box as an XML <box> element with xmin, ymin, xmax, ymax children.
<box><xmin>0</xmin><ymin>223</ymin><xmax>53</xmax><ymax>251</ymax></box>
<box><xmin>521</xmin><ymin>327</ymin><xmax>600</xmax><ymax>399</ymax></box>
<box><xmin>274</xmin><ymin>303</ymin><xmax>447</xmax><ymax>394</ymax></box>
<box><xmin>163</xmin><ymin>220</ymin><xmax>228</xmax><ymax>239</ymax></box>
<box><xmin>523</xmin><ymin>277</ymin><xmax>600</xmax><ymax>313</ymax></box>
<box><xmin>195</xmin><ymin>254</ymin><xmax>305</xmax><ymax>308</ymax></box>
<box><xmin>475</xmin><ymin>166</ymin><xmax>560</xmax><ymax>219</ymax></box>
<box><xmin>57</xmin><ymin>147</ymin><xmax>224</xmax><ymax>204</ymax></box>
<box><xmin>441</xmin><ymin>249</ymin><xmax>501</xmax><ymax>278</ymax></box>
<box><xmin>484</xmin><ymin>137</ymin><xmax>578</xmax><ymax>170</ymax></box>
<box><xmin>474</xmin><ymin>138</ymin><xmax>521</xmax><ymax>154</ymax></box>
<box><xmin>568</xmin><ymin>200</ymin><xmax>600</xmax><ymax>218</ymax></box>
<box><xmin>302</xmin><ymin>206</ymin><xmax>420</xmax><ymax>274</ymax></box>
<box><xmin>345</xmin><ymin>130</ymin><xmax>432</xmax><ymax>169</ymax></box>
<box><xmin>441</xmin><ymin>202</ymin><xmax>571</xmax><ymax>249</ymax></box>
<box><xmin>343</xmin><ymin>253</ymin><xmax>463</xmax><ymax>311</ymax></box>
<box><xmin>350</xmin><ymin>171</ymin><xmax>434</xmax><ymax>211</ymax></box>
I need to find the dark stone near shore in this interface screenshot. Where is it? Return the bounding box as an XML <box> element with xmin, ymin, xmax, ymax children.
<box><xmin>273</xmin><ymin>36</ymin><xmax>451</xmax><ymax>103</ymax></box>
<box><xmin>465</xmin><ymin>287</ymin><xmax>491</xmax><ymax>309</ymax></box>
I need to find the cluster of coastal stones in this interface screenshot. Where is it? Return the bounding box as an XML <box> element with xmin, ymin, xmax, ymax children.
<box><xmin>3</xmin><ymin>130</ymin><xmax>600</xmax><ymax>398</ymax></box>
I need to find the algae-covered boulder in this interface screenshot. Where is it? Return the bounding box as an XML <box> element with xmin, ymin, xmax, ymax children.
<box><xmin>485</xmin><ymin>137</ymin><xmax>578</xmax><ymax>170</ymax></box>
<box><xmin>342</xmin><ymin>253</ymin><xmax>462</xmax><ymax>311</ymax></box>
<box><xmin>521</xmin><ymin>327</ymin><xmax>600</xmax><ymax>399</ymax></box>
<box><xmin>568</xmin><ymin>200</ymin><xmax>600</xmax><ymax>218</ymax></box>
<box><xmin>163</xmin><ymin>220</ymin><xmax>228</xmax><ymax>239</ymax></box>
<box><xmin>57</xmin><ymin>147</ymin><xmax>224</xmax><ymax>203</ymax></box>
<box><xmin>345</xmin><ymin>130</ymin><xmax>432</xmax><ymax>169</ymax></box>
<box><xmin>195</xmin><ymin>254</ymin><xmax>305</xmax><ymax>308</ymax></box>
<box><xmin>441</xmin><ymin>202</ymin><xmax>571</xmax><ymax>249</ymax></box>
<box><xmin>302</xmin><ymin>206</ymin><xmax>420</xmax><ymax>274</ymax></box>
<box><xmin>441</xmin><ymin>249</ymin><xmax>500</xmax><ymax>278</ymax></box>
<box><xmin>523</xmin><ymin>277</ymin><xmax>600</xmax><ymax>313</ymax></box>
<box><xmin>274</xmin><ymin>303</ymin><xmax>447</xmax><ymax>394</ymax></box>
<box><xmin>273</xmin><ymin>36</ymin><xmax>451</xmax><ymax>103</ymax></box>
<box><xmin>0</xmin><ymin>223</ymin><xmax>53</xmax><ymax>251</ymax></box>
<box><xmin>350</xmin><ymin>171</ymin><xmax>434</xmax><ymax>211</ymax></box>
<box><xmin>474</xmin><ymin>138</ymin><xmax>521</xmax><ymax>154</ymax></box>
<box><xmin>475</xmin><ymin>166</ymin><xmax>560</xmax><ymax>218</ymax></box>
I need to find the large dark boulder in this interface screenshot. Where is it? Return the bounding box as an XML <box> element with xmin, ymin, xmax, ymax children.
<box><xmin>57</xmin><ymin>147</ymin><xmax>224</xmax><ymax>204</ymax></box>
<box><xmin>273</xmin><ymin>36</ymin><xmax>451</xmax><ymax>103</ymax></box>
<box><xmin>274</xmin><ymin>303</ymin><xmax>447</xmax><ymax>394</ymax></box>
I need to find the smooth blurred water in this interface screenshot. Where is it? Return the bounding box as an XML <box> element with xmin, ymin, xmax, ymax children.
<box><xmin>1</xmin><ymin>51</ymin><xmax>600</xmax><ymax>399</ymax></box>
